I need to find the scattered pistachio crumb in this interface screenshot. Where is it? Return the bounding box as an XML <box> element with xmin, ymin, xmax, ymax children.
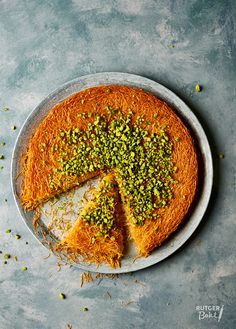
<box><xmin>4</xmin><ymin>261</ymin><xmax>7</xmax><ymax>264</ymax></box>
<box><xmin>15</xmin><ymin>234</ymin><xmax>21</xmax><ymax>240</ymax></box>
<box><xmin>6</xmin><ymin>229</ymin><xmax>11</xmax><ymax>233</ymax></box>
<box><xmin>2</xmin><ymin>107</ymin><xmax>9</xmax><ymax>112</ymax></box>
<box><xmin>0</xmin><ymin>142</ymin><xmax>5</xmax><ymax>146</ymax></box>
<box><xmin>83</xmin><ymin>307</ymin><xmax>89</xmax><ymax>312</ymax></box>
<box><xmin>218</xmin><ymin>153</ymin><xmax>224</xmax><ymax>159</ymax></box>
<box><xmin>11</xmin><ymin>125</ymin><xmax>17</xmax><ymax>130</ymax></box>
<box><xmin>13</xmin><ymin>256</ymin><xmax>18</xmax><ymax>261</ymax></box>
<box><xmin>195</xmin><ymin>84</ymin><xmax>202</xmax><ymax>92</ymax></box>
<box><xmin>4</xmin><ymin>253</ymin><xmax>10</xmax><ymax>260</ymax></box>
<box><xmin>0</xmin><ymin>154</ymin><xmax>4</xmax><ymax>159</ymax></box>
<box><xmin>59</xmin><ymin>293</ymin><xmax>66</xmax><ymax>299</ymax></box>
<box><xmin>21</xmin><ymin>266</ymin><xmax>27</xmax><ymax>271</ymax></box>
<box><xmin>0</xmin><ymin>166</ymin><xmax>3</xmax><ymax>170</ymax></box>
<box><xmin>168</xmin><ymin>44</ymin><xmax>175</xmax><ymax>48</ymax></box>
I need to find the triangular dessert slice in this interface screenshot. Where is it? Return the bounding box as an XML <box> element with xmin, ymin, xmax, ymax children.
<box><xmin>56</xmin><ymin>172</ymin><xmax>125</xmax><ymax>268</ymax></box>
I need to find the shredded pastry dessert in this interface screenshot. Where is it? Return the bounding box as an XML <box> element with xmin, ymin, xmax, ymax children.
<box><xmin>21</xmin><ymin>85</ymin><xmax>198</xmax><ymax>267</ymax></box>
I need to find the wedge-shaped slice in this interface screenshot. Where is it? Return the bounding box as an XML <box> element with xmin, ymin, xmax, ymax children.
<box><xmin>56</xmin><ymin>173</ymin><xmax>125</xmax><ymax>268</ymax></box>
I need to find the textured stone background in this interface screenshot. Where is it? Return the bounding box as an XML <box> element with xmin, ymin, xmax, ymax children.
<box><xmin>0</xmin><ymin>1</ymin><xmax>235</xmax><ymax>328</ymax></box>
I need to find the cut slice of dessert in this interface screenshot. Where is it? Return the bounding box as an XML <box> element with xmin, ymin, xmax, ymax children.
<box><xmin>56</xmin><ymin>172</ymin><xmax>126</xmax><ymax>268</ymax></box>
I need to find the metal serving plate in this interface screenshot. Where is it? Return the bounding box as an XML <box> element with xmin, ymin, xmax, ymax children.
<box><xmin>11</xmin><ymin>72</ymin><xmax>213</xmax><ymax>273</ymax></box>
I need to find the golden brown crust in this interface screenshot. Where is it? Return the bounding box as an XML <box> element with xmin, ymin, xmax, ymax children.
<box><xmin>21</xmin><ymin>85</ymin><xmax>198</xmax><ymax>258</ymax></box>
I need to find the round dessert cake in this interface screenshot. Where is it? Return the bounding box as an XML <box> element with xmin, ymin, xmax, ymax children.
<box><xmin>21</xmin><ymin>85</ymin><xmax>198</xmax><ymax>267</ymax></box>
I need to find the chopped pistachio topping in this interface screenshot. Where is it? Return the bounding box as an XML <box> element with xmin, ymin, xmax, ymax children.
<box><xmin>6</xmin><ymin>229</ymin><xmax>11</xmax><ymax>233</ymax></box>
<box><xmin>0</xmin><ymin>154</ymin><xmax>4</xmax><ymax>159</ymax></box>
<box><xmin>81</xmin><ymin>180</ymin><xmax>118</xmax><ymax>237</ymax></box>
<box><xmin>59</xmin><ymin>293</ymin><xmax>66</xmax><ymax>299</ymax></box>
<box><xmin>21</xmin><ymin>266</ymin><xmax>27</xmax><ymax>271</ymax></box>
<box><xmin>49</xmin><ymin>108</ymin><xmax>176</xmax><ymax>230</ymax></box>
<box><xmin>0</xmin><ymin>142</ymin><xmax>5</xmax><ymax>146</ymax></box>
<box><xmin>4</xmin><ymin>253</ymin><xmax>10</xmax><ymax>260</ymax></box>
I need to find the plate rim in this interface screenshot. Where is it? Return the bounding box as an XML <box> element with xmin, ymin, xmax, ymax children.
<box><xmin>11</xmin><ymin>72</ymin><xmax>213</xmax><ymax>273</ymax></box>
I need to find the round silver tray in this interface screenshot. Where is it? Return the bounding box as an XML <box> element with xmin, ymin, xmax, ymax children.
<box><xmin>11</xmin><ymin>72</ymin><xmax>213</xmax><ymax>273</ymax></box>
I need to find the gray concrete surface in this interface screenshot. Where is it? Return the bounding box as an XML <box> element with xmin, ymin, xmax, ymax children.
<box><xmin>0</xmin><ymin>1</ymin><xmax>235</xmax><ymax>328</ymax></box>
